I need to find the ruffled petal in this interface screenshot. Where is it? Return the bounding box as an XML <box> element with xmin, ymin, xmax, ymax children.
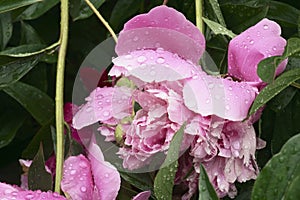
<box><xmin>132</xmin><ymin>190</ymin><xmax>151</xmax><ymax>200</ymax></box>
<box><xmin>228</xmin><ymin>18</ymin><xmax>287</xmax><ymax>82</ymax></box>
<box><xmin>183</xmin><ymin>74</ymin><xmax>257</xmax><ymax>121</ymax></box>
<box><xmin>61</xmin><ymin>155</ymin><xmax>93</xmax><ymax>200</ymax></box>
<box><xmin>73</xmin><ymin>87</ymin><xmax>132</xmax><ymax>129</ymax></box>
<box><xmin>111</xmin><ymin>49</ymin><xmax>200</xmax><ymax>82</ymax></box>
<box><xmin>88</xmin><ymin>141</ymin><xmax>121</xmax><ymax>200</ymax></box>
<box><xmin>116</xmin><ymin>6</ymin><xmax>205</xmax><ymax>64</ymax></box>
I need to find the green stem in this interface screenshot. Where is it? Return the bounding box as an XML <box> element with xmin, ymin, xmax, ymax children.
<box><xmin>163</xmin><ymin>0</ymin><xmax>168</xmax><ymax>5</ymax></box>
<box><xmin>54</xmin><ymin>0</ymin><xmax>68</xmax><ymax>193</ymax></box>
<box><xmin>291</xmin><ymin>82</ymin><xmax>300</xmax><ymax>89</ymax></box>
<box><xmin>84</xmin><ymin>0</ymin><xmax>118</xmax><ymax>43</ymax></box>
<box><xmin>195</xmin><ymin>0</ymin><xmax>204</xmax><ymax>33</ymax></box>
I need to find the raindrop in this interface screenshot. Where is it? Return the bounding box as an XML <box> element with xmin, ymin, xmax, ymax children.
<box><xmin>105</xmin><ymin>173</ymin><xmax>109</xmax><ymax>178</ymax></box>
<box><xmin>133</xmin><ymin>36</ymin><xmax>139</xmax><ymax>42</ymax></box>
<box><xmin>155</xmin><ymin>42</ymin><xmax>161</xmax><ymax>48</ymax></box>
<box><xmin>25</xmin><ymin>194</ymin><xmax>35</xmax><ymax>199</ymax></box>
<box><xmin>79</xmin><ymin>161</ymin><xmax>88</xmax><ymax>168</ymax></box>
<box><xmin>127</xmin><ymin>65</ymin><xmax>133</xmax><ymax>70</ymax></box>
<box><xmin>272</xmin><ymin>46</ymin><xmax>277</xmax><ymax>51</ymax></box>
<box><xmin>156</xmin><ymin>47</ymin><xmax>164</xmax><ymax>54</ymax></box>
<box><xmin>245</xmin><ymin>100</ymin><xmax>249</xmax><ymax>104</ymax></box>
<box><xmin>80</xmin><ymin>186</ymin><xmax>87</xmax><ymax>193</ymax></box>
<box><xmin>205</xmin><ymin>99</ymin><xmax>210</xmax><ymax>104</ymax></box>
<box><xmin>125</xmin><ymin>54</ymin><xmax>133</xmax><ymax>59</ymax></box>
<box><xmin>249</xmin><ymin>40</ymin><xmax>254</xmax><ymax>44</ymax></box>
<box><xmin>156</xmin><ymin>57</ymin><xmax>165</xmax><ymax>64</ymax></box>
<box><xmin>86</xmin><ymin>106</ymin><xmax>93</xmax><ymax>113</ymax></box>
<box><xmin>228</xmin><ymin>86</ymin><xmax>233</xmax><ymax>91</ymax></box>
<box><xmin>263</xmin><ymin>24</ymin><xmax>269</xmax><ymax>30</ymax></box>
<box><xmin>145</xmin><ymin>31</ymin><xmax>149</xmax><ymax>35</ymax></box>
<box><xmin>70</xmin><ymin>169</ymin><xmax>76</xmax><ymax>175</ymax></box>
<box><xmin>208</xmin><ymin>82</ymin><xmax>214</xmax><ymax>89</ymax></box>
<box><xmin>137</xmin><ymin>55</ymin><xmax>147</xmax><ymax>63</ymax></box>
<box><xmin>103</xmin><ymin>111</ymin><xmax>110</xmax><ymax>117</ymax></box>
<box><xmin>150</xmin><ymin>70</ymin><xmax>156</xmax><ymax>76</ymax></box>
<box><xmin>225</xmin><ymin>105</ymin><xmax>230</xmax><ymax>110</ymax></box>
<box><xmin>246</xmin><ymin>89</ymin><xmax>250</xmax><ymax>93</ymax></box>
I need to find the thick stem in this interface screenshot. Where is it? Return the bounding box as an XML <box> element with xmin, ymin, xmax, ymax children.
<box><xmin>54</xmin><ymin>0</ymin><xmax>68</xmax><ymax>193</ymax></box>
<box><xmin>84</xmin><ymin>0</ymin><xmax>118</xmax><ymax>43</ymax></box>
<box><xmin>291</xmin><ymin>82</ymin><xmax>300</xmax><ymax>89</ymax></box>
<box><xmin>195</xmin><ymin>0</ymin><xmax>204</xmax><ymax>33</ymax></box>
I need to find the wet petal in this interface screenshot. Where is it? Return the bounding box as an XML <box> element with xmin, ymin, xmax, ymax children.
<box><xmin>111</xmin><ymin>49</ymin><xmax>200</xmax><ymax>82</ymax></box>
<box><xmin>132</xmin><ymin>190</ymin><xmax>151</xmax><ymax>200</ymax></box>
<box><xmin>61</xmin><ymin>155</ymin><xmax>93</xmax><ymax>200</ymax></box>
<box><xmin>183</xmin><ymin>74</ymin><xmax>257</xmax><ymax>121</ymax></box>
<box><xmin>73</xmin><ymin>87</ymin><xmax>132</xmax><ymax>129</ymax></box>
<box><xmin>116</xmin><ymin>6</ymin><xmax>205</xmax><ymax>64</ymax></box>
<box><xmin>228</xmin><ymin>18</ymin><xmax>287</xmax><ymax>82</ymax></box>
<box><xmin>88</xmin><ymin>140</ymin><xmax>121</xmax><ymax>200</ymax></box>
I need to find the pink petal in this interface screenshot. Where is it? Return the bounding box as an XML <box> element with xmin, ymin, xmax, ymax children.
<box><xmin>73</xmin><ymin>87</ymin><xmax>132</xmax><ymax>129</ymax></box>
<box><xmin>61</xmin><ymin>155</ymin><xmax>93</xmax><ymax>200</ymax></box>
<box><xmin>228</xmin><ymin>18</ymin><xmax>287</xmax><ymax>82</ymax></box>
<box><xmin>116</xmin><ymin>6</ymin><xmax>205</xmax><ymax>64</ymax></box>
<box><xmin>132</xmin><ymin>190</ymin><xmax>151</xmax><ymax>200</ymax></box>
<box><xmin>88</xmin><ymin>140</ymin><xmax>121</xmax><ymax>200</ymax></box>
<box><xmin>111</xmin><ymin>49</ymin><xmax>200</xmax><ymax>82</ymax></box>
<box><xmin>183</xmin><ymin>74</ymin><xmax>257</xmax><ymax>121</ymax></box>
<box><xmin>0</xmin><ymin>182</ymin><xmax>66</xmax><ymax>200</ymax></box>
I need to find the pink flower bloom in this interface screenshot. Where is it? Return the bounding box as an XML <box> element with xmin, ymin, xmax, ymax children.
<box><xmin>228</xmin><ymin>18</ymin><xmax>287</xmax><ymax>84</ymax></box>
<box><xmin>61</xmin><ymin>140</ymin><xmax>121</xmax><ymax>200</ymax></box>
<box><xmin>0</xmin><ymin>182</ymin><xmax>66</xmax><ymax>200</ymax></box>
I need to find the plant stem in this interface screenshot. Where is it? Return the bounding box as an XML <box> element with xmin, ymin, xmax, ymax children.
<box><xmin>291</xmin><ymin>82</ymin><xmax>300</xmax><ymax>89</ymax></box>
<box><xmin>54</xmin><ymin>0</ymin><xmax>68</xmax><ymax>193</ymax></box>
<box><xmin>84</xmin><ymin>0</ymin><xmax>118</xmax><ymax>43</ymax></box>
<box><xmin>163</xmin><ymin>0</ymin><xmax>168</xmax><ymax>5</ymax></box>
<box><xmin>195</xmin><ymin>0</ymin><xmax>204</xmax><ymax>33</ymax></box>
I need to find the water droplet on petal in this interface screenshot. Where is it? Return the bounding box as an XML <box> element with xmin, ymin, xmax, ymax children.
<box><xmin>249</xmin><ymin>40</ymin><xmax>254</xmax><ymax>44</ymax></box>
<box><xmin>133</xmin><ymin>36</ymin><xmax>139</xmax><ymax>42</ymax></box>
<box><xmin>263</xmin><ymin>24</ymin><xmax>269</xmax><ymax>30</ymax></box>
<box><xmin>80</xmin><ymin>186</ymin><xmax>87</xmax><ymax>193</ymax></box>
<box><xmin>205</xmin><ymin>99</ymin><xmax>210</xmax><ymax>104</ymax></box>
<box><xmin>156</xmin><ymin>57</ymin><xmax>165</xmax><ymax>64</ymax></box>
<box><xmin>208</xmin><ymin>82</ymin><xmax>214</xmax><ymax>89</ymax></box>
<box><xmin>70</xmin><ymin>169</ymin><xmax>76</xmax><ymax>175</ymax></box>
<box><xmin>145</xmin><ymin>31</ymin><xmax>149</xmax><ymax>35</ymax></box>
<box><xmin>137</xmin><ymin>55</ymin><xmax>147</xmax><ymax>63</ymax></box>
<box><xmin>103</xmin><ymin>111</ymin><xmax>110</xmax><ymax>117</ymax></box>
<box><xmin>228</xmin><ymin>86</ymin><xmax>233</xmax><ymax>91</ymax></box>
<box><xmin>272</xmin><ymin>46</ymin><xmax>277</xmax><ymax>51</ymax></box>
<box><xmin>225</xmin><ymin>105</ymin><xmax>230</xmax><ymax>110</ymax></box>
<box><xmin>125</xmin><ymin>54</ymin><xmax>133</xmax><ymax>59</ymax></box>
<box><xmin>156</xmin><ymin>47</ymin><xmax>164</xmax><ymax>54</ymax></box>
<box><xmin>79</xmin><ymin>161</ymin><xmax>88</xmax><ymax>168</ymax></box>
<box><xmin>86</xmin><ymin>106</ymin><xmax>92</xmax><ymax>112</ymax></box>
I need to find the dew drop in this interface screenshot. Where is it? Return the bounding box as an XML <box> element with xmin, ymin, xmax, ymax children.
<box><xmin>156</xmin><ymin>47</ymin><xmax>164</xmax><ymax>54</ymax></box>
<box><xmin>79</xmin><ymin>161</ymin><xmax>88</xmax><ymax>168</ymax></box>
<box><xmin>228</xmin><ymin>86</ymin><xmax>233</xmax><ymax>91</ymax></box>
<box><xmin>272</xmin><ymin>46</ymin><xmax>277</xmax><ymax>51</ymax></box>
<box><xmin>263</xmin><ymin>24</ymin><xmax>269</xmax><ymax>30</ymax></box>
<box><xmin>249</xmin><ymin>40</ymin><xmax>254</xmax><ymax>44</ymax></box>
<box><xmin>133</xmin><ymin>36</ymin><xmax>139</xmax><ymax>42</ymax></box>
<box><xmin>205</xmin><ymin>99</ymin><xmax>210</xmax><ymax>104</ymax></box>
<box><xmin>105</xmin><ymin>173</ymin><xmax>109</xmax><ymax>178</ymax></box>
<box><xmin>127</xmin><ymin>65</ymin><xmax>133</xmax><ymax>70</ymax></box>
<box><xmin>150</xmin><ymin>70</ymin><xmax>156</xmax><ymax>76</ymax></box>
<box><xmin>86</xmin><ymin>106</ymin><xmax>92</xmax><ymax>112</ymax></box>
<box><xmin>208</xmin><ymin>82</ymin><xmax>214</xmax><ymax>89</ymax></box>
<box><xmin>225</xmin><ymin>105</ymin><xmax>230</xmax><ymax>110</ymax></box>
<box><xmin>156</xmin><ymin>57</ymin><xmax>165</xmax><ymax>64</ymax></box>
<box><xmin>80</xmin><ymin>186</ymin><xmax>87</xmax><ymax>193</ymax></box>
<box><xmin>155</xmin><ymin>42</ymin><xmax>161</xmax><ymax>48</ymax></box>
<box><xmin>125</xmin><ymin>54</ymin><xmax>133</xmax><ymax>59</ymax></box>
<box><xmin>145</xmin><ymin>31</ymin><xmax>149</xmax><ymax>35</ymax></box>
<box><xmin>103</xmin><ymin>111</ymin><xmax>110</xmax><ymax>117</ymax></box>
<box><xmin>70</xmin><ymin>169</ymin><xmax>76</xmax><ymax>175</ymax></box>
<box><xmin>245</xmin><ymin>100</ymin><xmax>249</xmax><ymax>104</ymax></box>
<box><xmin>137</xmin><ymin>55</ymin><xmax>147</xmax><ymax>63</ymax></box>
<box><xmin>25</xmin><ymin>194</ymin><xmax>35</xmax><ymax>199</ymax></box>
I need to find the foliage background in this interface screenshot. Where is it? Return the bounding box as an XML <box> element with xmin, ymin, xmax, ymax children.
<box><xmin>0</xmin><ymin>0</ymin><xmax>299</xmax><ymax>199</ymax></box>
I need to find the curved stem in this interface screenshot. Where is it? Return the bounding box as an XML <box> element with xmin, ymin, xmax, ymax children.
<box><xmin>54</xmin><ymin>0</ymin><xmax>68</xmax><ymax>193</ymax></box>
<box><xmin>195</xmin><ymin>0</ymin><xmax>204</xmax><ymax>33</ymax></box>
<box><xmin>291</xmin><ymin>82</ymin><xmax>300</xmax><ymax>89</ymax></box>
<box><xmin>163</xmin><ymin>0</ymin><xmax>168</xmax><ymax>5</ymax></box>
<box><xmin>84</xmin><ymin>0</ymin><xmax>118</xmax><ymax>43</ymax></box>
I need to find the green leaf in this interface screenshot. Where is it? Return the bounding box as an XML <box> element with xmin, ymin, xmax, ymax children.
<box><xmin>0</xmin><ymin>56</ymin><xmax>39</xmax><ymax>87</ymax></box>
<box><xmin>154</xmin><ymin>123</ymin><xmax>186</xmax><ymax>200</ymax></box>
<box><xmin>22</xmin><ymin>124</ymin><xmax>53</xmax><ymax>159</ymax></box>
<box><xmin>0</xmin><ymin>109</ymin><xmax>26</xmax><ymax>148</ymax></box>
<box><xmin>257</xmin><ymin>38</ymin><xmax>300</xmax><ymax>83</ymax></box>
<box><xmin>252</xmin><ymin>133</ymin><xmax>300</xmax><ymax>200</ymax></box>
<box><xmin>269</xmin><ymin>87</ymin><xmax>297</xmax><ymax>112</ymax></box>
<box><xmin>208</xmin><ymin>0</ymin><xmax>226</xmax><ymax>27</ymax></box>
<box><xmin>69</xmin><ymin>0</ymin><xmax>105</xmax><ymax>21</ymax></box>
<box><xmin>20</xmin><ymin>0</ymin><xmax>59</xmax><ymax>20</ymax></box>
<box><xmin>0</xmin><ymin>12</ymin><xmax>12</xmax><ymax>50</ymax></box>
<box><xmin>3</xmin><ymin>82</ymin><xmax>54</xmax><ymax>125</ymax></box>
<box><xmin>198</xmin><ymin>164</ymin><xmax>219</xmax><ymax>200</ymax></box>
<box><xmin>119</xmin><ymin>172</ymin><xmax>153</xmax><ymax>192</ymax></box>
<box><xmin>28</xmin><ymin>143</ymin><xmax>53</xmax><ymax>191</ymax></box>
<box><xmin>202</xmin><ymin>17</ymin><xmax>236</xmax><ymax>38</ymax></box>
<box><xmin>0</xmin><ymin>0</ymin><xmax>41</xmax><ymax>14</ymax></box>
<box><xmin>20</xmin><ymin>21</ymin><xmax>43</xmax><ymax>45</ymax></box>
<box><xmin>249</xmin><ymin>67</ymin><xmax>300</xmax><ymax>116</ymax></box>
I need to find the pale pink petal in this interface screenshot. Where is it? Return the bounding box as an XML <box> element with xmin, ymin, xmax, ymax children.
<box><xmin>0</xmin><ymin>182</ymin><xmax>66</xmax><ymax>200</ymax></box>
<box><xmin>111</xmin><ymin>49</ymin><xmax>200</xmax><ymax>82</ymax></box>
<box><xmin>61</xmin><ymin>155</ymin><xmax>93</xmax><ymax>200</ymax></box>
<box><xmin>183</xmin><ymin>74</ymin><xmax>257</xmax><ymax>121</ymax></box>
<box><xmin>116</xmin><ymin>5</ymin><xmax>205</xmax><ymax>64</ymax></box>
<box><xmin>88</xmin><ymin>141</ymin><xmax>121</xmax><ymax>200</ymax></box>
<box><xmin>73</xmin><ymin>87</ymin><xmax>132</xmax><ymax>129</ymax></box>
<box><xmin>132</xmin><ymin>190</ymin><xmax>151</xmax><ymax>200</ymax></box>
<box><xmin>228</xmin><ymin>18</ymin><xmax>287</xmax><ymax>82</ymax></box>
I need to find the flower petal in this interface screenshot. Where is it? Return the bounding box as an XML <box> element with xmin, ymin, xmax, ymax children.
<box><xmin>183</xmin><ymin>74</ymin><xmax>257</xmax><ymax>121</ymax></box>
<box><xmin>228</xmin><ymin>18</ymin><xmax>287</xmax><ymax>82</ymax></box>
<box><xmin>88</xmin><ymin>140</ymin><xmax>121</xmax><ymax>200</ymax></box>
<box><xmin>116</xmin><ymin>6</ymin><xmax>205</xmax><ymax>64</ymax></box>
<box><xmin>61</xmin><ymin>155</ymin><xmax>93</xmax><ymax>200</ymax></box>
<box><xmin>73</xmin><ymin>87</ymin><xmax>132</xmax><ymax>129</ymax></box>
<box><xmin>111</xmin><ymin>49</ymin><xmax>200</xmax><ymax>82</ymax></box>
<box><xmin>132</xmin><ymin>190</ymin><xmax>151</xmax><ymax>200</ymax></box>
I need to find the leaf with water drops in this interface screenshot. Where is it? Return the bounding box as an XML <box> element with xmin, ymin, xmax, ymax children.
<box><xmin>69</xmin><ymin>0</ymin><xmax>105</xmax><ymax>21</ymax></box>
<box><xmin>20</xmin><ymin>0</ymin><xmax>59</xmax><ymax>20</ymax></box>
<box><xmin>202</xmin><ymin>17</ymin><xmax>236</xmax><ymax>38</ymax></box>
<box><xmin>249</xmin><ymin>67</ymin><xmax>300</xmax><ymax>116</ymax></box>
<box><xmin>0</xmin><ymin>56</ymin><xmax>39</xmax><ymax>87</ymax></box>
<box><xmin>28</xmin><ymin>143</ymin><xmax>53</xmax><ymax>191</ymax></box>
<box><xmin>252</xmin><ymin>133</ymin><xmax>300</xmax><ymax>200</ymax></box>
<box><xmin>3</xmin><ymin>81</ymin><xmax>54</xmax><ymax>125</ymax></box>
<box><xmin>0</xmin><ymin>12</ymin><xmax>12</xmax><ymax>50</ymax></box>
<box><xmin>207</xmin><ymin>0</ymin><xmax>226</xmax><ymax>27</ymax></box>
<box><xmin>0</xmin><ymin>0</ymin><xmax>41</xmax><ymax>14</ymax></box>
<box><xmin>257</xmin><ymin>37</ymin><xmax>300</xmax><ymax>83</ymax></box>
<box><xmin>198</xmin><ymin>164</ymin><xmax>219</xmax><ymax>200</ymax></box>
<box><xmin>154</xmin><ymin>123</ymin><xmax>186</xmax><ymax>200</ymax></box>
